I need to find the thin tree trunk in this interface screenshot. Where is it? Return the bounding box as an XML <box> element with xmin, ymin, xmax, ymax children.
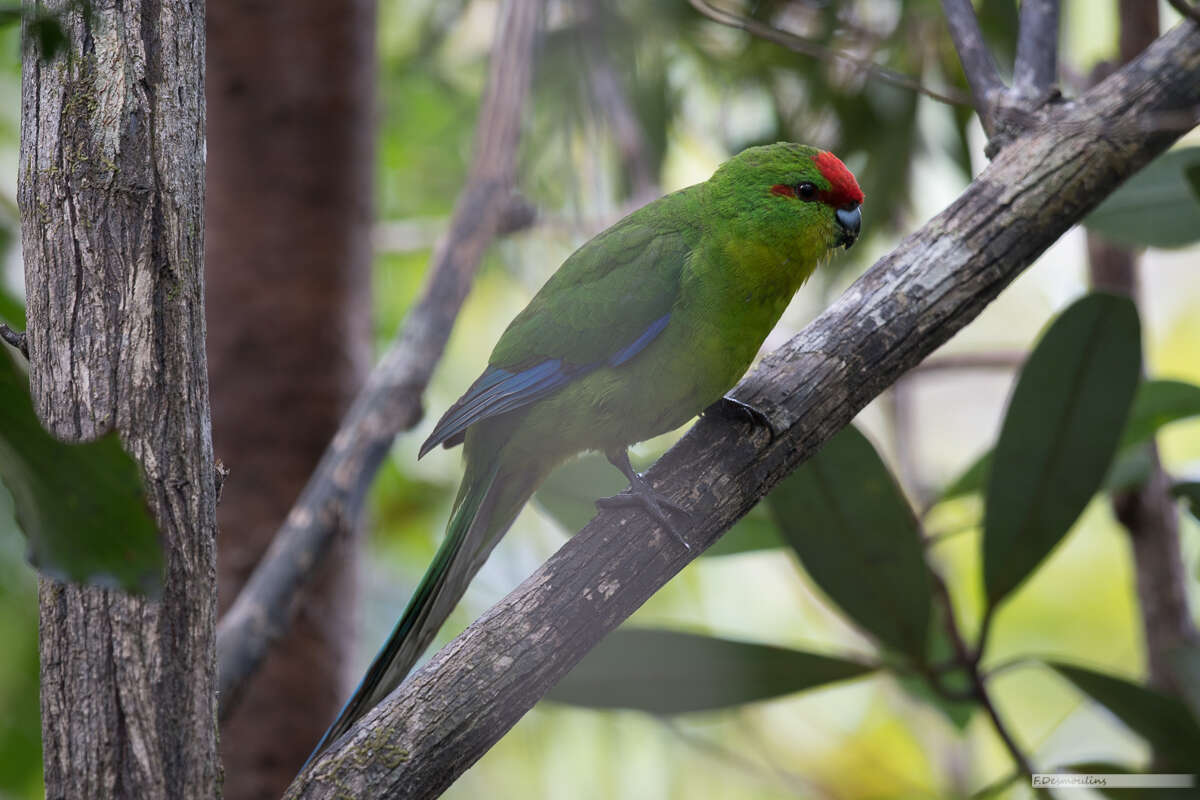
<box><xmin>206</xmin><ymin>0</ymin><xmax>374</xmax><ymax>796</ymax></box>
<box><xmin>1086</xmin><ymin>0</ymin><xmax>1198</xmax><ymax>694</ymax></box>
<box><xmin>18</xmin><ymin>1</ymin><xmax>217</xmax><ymax>798</ymax></box>
<box><xmin>215</xmin><ymin>0</ymin><xmax>538</xmax><ymax>713</ymax></box>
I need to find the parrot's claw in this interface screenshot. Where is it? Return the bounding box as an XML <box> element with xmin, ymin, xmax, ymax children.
<box><xmin>598</xmin><ymin>448</ymin><xmax>692</xmax><ymax>549</ymax></box>
<box><xmin>595</xmin><ymin>488</ymin><xmax>692</xmax><ymax>549</ymax></box>
<box><xmin>704</xmin><ymin>395</ymin><xmax>776</xmax><ymax>442</ymax></box>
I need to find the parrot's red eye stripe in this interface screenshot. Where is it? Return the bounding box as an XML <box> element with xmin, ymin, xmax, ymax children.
<box><xmin>770</xmin><ymin>184</ymin><xmax>796</xmax><ymax>198</ymax></box>
<box><xmin>811</xmin><ymin>151</ymin><xmax>864</xmax><ymax>207</ymax></box>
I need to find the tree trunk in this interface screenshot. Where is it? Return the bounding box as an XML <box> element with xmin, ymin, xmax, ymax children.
<box><xmin>18</xmin><ymin>1</ymin><xmax>217</xmax><ymax>798</ymax></box>
<box><xmin>1086</xmin><ymin>0</ymin><xmax>1199</xmax><ymax>694</ymax></box>
<box><xmin>206</xmin><ymin>0</ymin><xmax>374</xmax><ymax>795</ymax></box>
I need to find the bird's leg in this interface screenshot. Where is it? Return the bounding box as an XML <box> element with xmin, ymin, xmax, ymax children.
<box><xmin>595</xmin><ymin>448</ymin><xmax>691</xmax><ymax>549</ymax></box>
<box><xmin>703</xmin><ymin>395</ymin><xmax>776</xmax><ymax>442</ymax></box>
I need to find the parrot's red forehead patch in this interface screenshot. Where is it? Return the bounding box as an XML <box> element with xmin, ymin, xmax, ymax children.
<box><xmin>812</xmin><ymin>151</ymin><xmax>864</xmax><ymax>208</ymax></box>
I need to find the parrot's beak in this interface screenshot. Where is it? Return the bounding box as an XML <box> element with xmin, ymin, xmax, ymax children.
<box><xmin>835</xmin><ymin>204</ymin><xmax>862</xmax><ymax>249</ymax></box>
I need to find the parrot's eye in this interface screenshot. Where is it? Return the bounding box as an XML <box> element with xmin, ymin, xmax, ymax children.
<box><xmin>794</xmin><ymin>182</ymin><xmax>817</xmax><ymax>200</ymax></box>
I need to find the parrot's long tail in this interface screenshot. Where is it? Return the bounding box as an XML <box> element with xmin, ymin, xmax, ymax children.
<box><xmin>305</xmin><ymin>453</ymin><xmax>540</xmax><ymax>765</ymax></box>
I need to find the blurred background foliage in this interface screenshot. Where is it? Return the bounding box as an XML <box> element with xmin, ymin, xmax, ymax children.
<box><xmin>0</xmin><ymin>0</ymin><xmax>1198</xmax><ymax>798</ymax></box>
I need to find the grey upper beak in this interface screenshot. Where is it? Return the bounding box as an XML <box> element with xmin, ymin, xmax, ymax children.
<box><xmin>836</xmin><ymin>204</ymin><xmax>862</xmax><ymax>248</ymax></box>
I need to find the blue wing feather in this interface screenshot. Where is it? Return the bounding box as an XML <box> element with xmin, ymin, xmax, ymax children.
<box><xmin>419</xmin><ymin>312</ymin><xmax>672</xmax><ymax>457</ymax></box>
<box><xmin>419</xmin><ymin>360</ymin><xmax>574</xmax><ymax>457</ymax></box>
<box><xmin>608</xmin><ymin>313</ymin><xmax>671</xmax><ymax>367</ymax></box>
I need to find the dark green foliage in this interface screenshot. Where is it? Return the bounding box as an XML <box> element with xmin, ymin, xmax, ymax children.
<box><xmin>25</xmin><ymin>13</ymin><xmax>66</xmax><ymax>61</ymax></box>
<box><xmin>376</xmin><ymin>71</ymin><xmax>476</xmax><ymax>221</ymax></box>
<box><xmin>1119</xmin><ymin>379</ymin><xmax>1200</xmax><ymax>449</ymax></box>
<box><xmin>0</xmin><ymin>502</ymin><xmax>40</xmax><ymax>797</ymax></box>
<box><xmin>940</xmin><ymin>448</ymin><xmax>989</xmax><ymax>503</ymax></box>
<box><xmin>0</xmin><ymin>277</ymin><xmax>23</xmax><ymax>330</ymax></box>
<box><xmin>942</xmin><ymin>377</ymin><xmax>1200</xmax><ymax>501</ymax></box>
<box><xmin>1171</xmin><ymin>481</ymin><xmax>1200</xmax><ymax>525</ymax></box>
<box><xmin>1168</xmin><ymin>645</ymin><xmax>1200</xmax><ymax>725</ymax></box>
<box><xmin>1085</xmin><ymin>147</ymin><xmax>1200</xmax><ymax>249</ymax></box>
<box><xmin>769</xmin><ymin>425</ymin><xmax>932</xmax><ymax>661</ymax></box>
<box><xmin>974</xmin><ymin>0</ymin><xmax>1019</xmax><ymax>73</ymax></box>
<box><xmin>0</xmin><ymin>1</ymin><xmax>93</xmax><ymax>62</ymax></box>
<box><xmin>1187</xmin><ymin>162</ymin><xmax>1200</xmax><ymax>203</ymax></box>
<box><xmin>1104</xmin><ymin>443</ymin><xmax>1156</xmax><ymax>494</ymax></box>
<box><xmin>983</xmin><ymin>294</ymin><xmax>1142</xmax><ymax>606</ymax></box>
<box><xmin>702</xmin><ymin>503</ymin><xmax>783</xmax><ymax>556</ymax></box>
<box><xmin>369</xmin><ymin>457</ymin><xmax>453</xmax><ymax>552</ymax></box>
<box><xmin>901</xmin><ymin>607</ymin><xmax>977</xmax><ymax>729</ymax></box>
<box><xmin>1048</xmin><ymin>662</ymin><xmax>1200</xmax><ymax>770</ymax></box>
<box><xmin>896</xmin><ymin>672</ymin><xmax>975</xmax><ymax>730</ymax></box>
<box><xmin>547</xmin><ymin>628</ymin><xmax>874</xmax><ymax>713</ymax></box>
<box><xmin>0</xmin><ymin>347</ymin><xmax>162</xmax><ymax>596</ymax></box>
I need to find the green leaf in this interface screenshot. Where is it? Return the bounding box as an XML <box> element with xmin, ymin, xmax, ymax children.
<box><xmin>983</xmin><ymin>294</ymin><xmax>1141</xmax><ymax>606</ymax></box>
<box><xmin>27</xmin><ymin>9</ymin><xmax>68</xmax><ymax>61</ymax></box>
<box><xmin>1186</xmin><ymin>163</ymin><xmax>1200</xmax><ymax>204</ymax></box>
<box><xmin>0</xmin><ymin>347</ymin><xmax>162</xmax><ymax>595</ymax></box>
<box><xmin>1120</xmin><ymin>379</ymin><xmax>1200</xmax><ymax>449</ymax></box>
<box><xmin>895</xmin><ymin>606</ymin><xmax>977</xmax><ymax>731</ymax></box>
<box><xmin>536</xmin><ymin>452</ymin><xmax>783</xmax><ymax>556</ymax></box>
<box><xmin>940</xmin><ymin>449</ymin><xmax>990</xmax><ymax>503</ymax></box>
<box><xmin>1167</xmin><ymin>645</ymin><xmax>1200</xmax><ymax>726</ymax></box>
<box><xmin>940</xmin><ymin>378</ymin><xmax>1200</xmax><ymax>503</ymax></box>
<box><xmin>896</xmin><ymin>673</ymin><xmax>976</xmax><ymax>731</ymax></box>
<box><xmin>1103</xmin><ymin>443</ymin><xmax>1155</xmax><ymax>493</ymax></box>
<box><xmin>768</xmin><ymin>424</ymin><xmax>933</xmax><ymax>660</ymax></box>
<box><xmin>0</xmin><ymin>284</ymin><xmax>24</xmax><ymax>330</ymax></box>
<box><xmin>0</xmin><ymin>500</ymin><xmax>40</xmax><ymax>796</ymax></box>
<box><xmin>976</xmin><ymin>0</ymin><xmax>1019</xmax><ymax>69</ymax></box>
<box><xmin>703</xmin><ymin>503</ymin><xmax>783</xmax><ymax>557</ymax></box>
<box><xmin>1048</xmin><ymin>662</ymin><xmax>1200</xmax><ymax>770</ymax></box>
<box><xmin>1172</xmin><ymin>481</ymin><xmax>1200</xmax><ymax>525</ymax></box>
<box><xmin>1084</xmin><ymin>147</ymin><xmax>1200</xmax><ymax>249</ymax></box>
<box><xmin>547</xmin><ymin>628</ymin><xmax>874</xmax><ymax>713</ymax></box>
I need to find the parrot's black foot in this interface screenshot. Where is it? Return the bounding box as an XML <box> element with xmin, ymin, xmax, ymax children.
<box><xmin>596</xmin><ymin>449</ymin><xmax>692</xmax><ymax>549</ymax></box>
<box><xmin>704</xmin><ymin>395</ymin><xmax>776</xmax><ymax>442</ymax></box>
<box><xmin>595</xmin><ymin>488</ymin><xmax>692</xmax><ymax>549</ymax></box>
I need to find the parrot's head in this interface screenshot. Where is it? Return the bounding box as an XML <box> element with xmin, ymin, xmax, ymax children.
<box><xmin>709</xmin><ymin>142</ymin><xmax>864</xmax><ymax>261</ymax></box>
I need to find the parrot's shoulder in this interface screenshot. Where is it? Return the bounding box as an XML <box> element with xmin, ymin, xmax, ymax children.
<box><xmin>489</xmin><ymin>210</ymin><xmax>695</xmax><ymax>369</ymax></box>
<box><xmin>551</xmin><ymin>201</ymin><xmax>698</xmax><ymax>288</ymax></box>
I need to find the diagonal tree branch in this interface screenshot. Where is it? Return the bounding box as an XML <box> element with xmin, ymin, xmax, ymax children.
<box><xmin>1168</xmin><ymin>0</ymin><xmax>1200</xmax><ymax>25</ymax></box>
<box><xmin>214</xmin><ymin>0</ymin><xmax>541</xmax><ymax>717</ymax></box>
<box><xmin>940</xmin><ymin>0</ymin><xmax>1006</xmax><ymax>128</ymax></box>
<box><xmin>289</xmin><ymin>20</ymin><xmax>1200</xmax><ymax>800</ymax></box>
<box><xmin>1014</xmin><ymin>0</ymin><xmax>1061</xmax><ymax>98</ymax></box>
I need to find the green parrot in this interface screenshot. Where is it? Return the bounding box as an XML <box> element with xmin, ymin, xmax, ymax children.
<box><xmin>309</xmin><ymin>141</ymin><xmax>863</xmax><ymax>760</ymax></box>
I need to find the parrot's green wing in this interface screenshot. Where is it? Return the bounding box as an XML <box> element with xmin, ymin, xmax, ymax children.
<box><xmin>491</xmin><ymin>215</ymin><xmax>691</xmax><ymax>366</ymax></box>
<box><xmin>420</xmin><ymin>213</ymin><xmax>694</xmax><ymax>456</ymax></box>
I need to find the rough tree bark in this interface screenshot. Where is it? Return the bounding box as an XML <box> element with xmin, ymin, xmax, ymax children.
<box><xmin>206</xmin><ymin>0</ymin><xmax>374</xmax><ymax>796</ymax></box>
<box><xmin>18</xmin><ymin>1</ymin><xmax>217</xmax><ymax>798</ymax></box>
<box><xmin>290</xmin><ymin>19</ymin><xmax>1200</xmax><ymax>799</ymax></box>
